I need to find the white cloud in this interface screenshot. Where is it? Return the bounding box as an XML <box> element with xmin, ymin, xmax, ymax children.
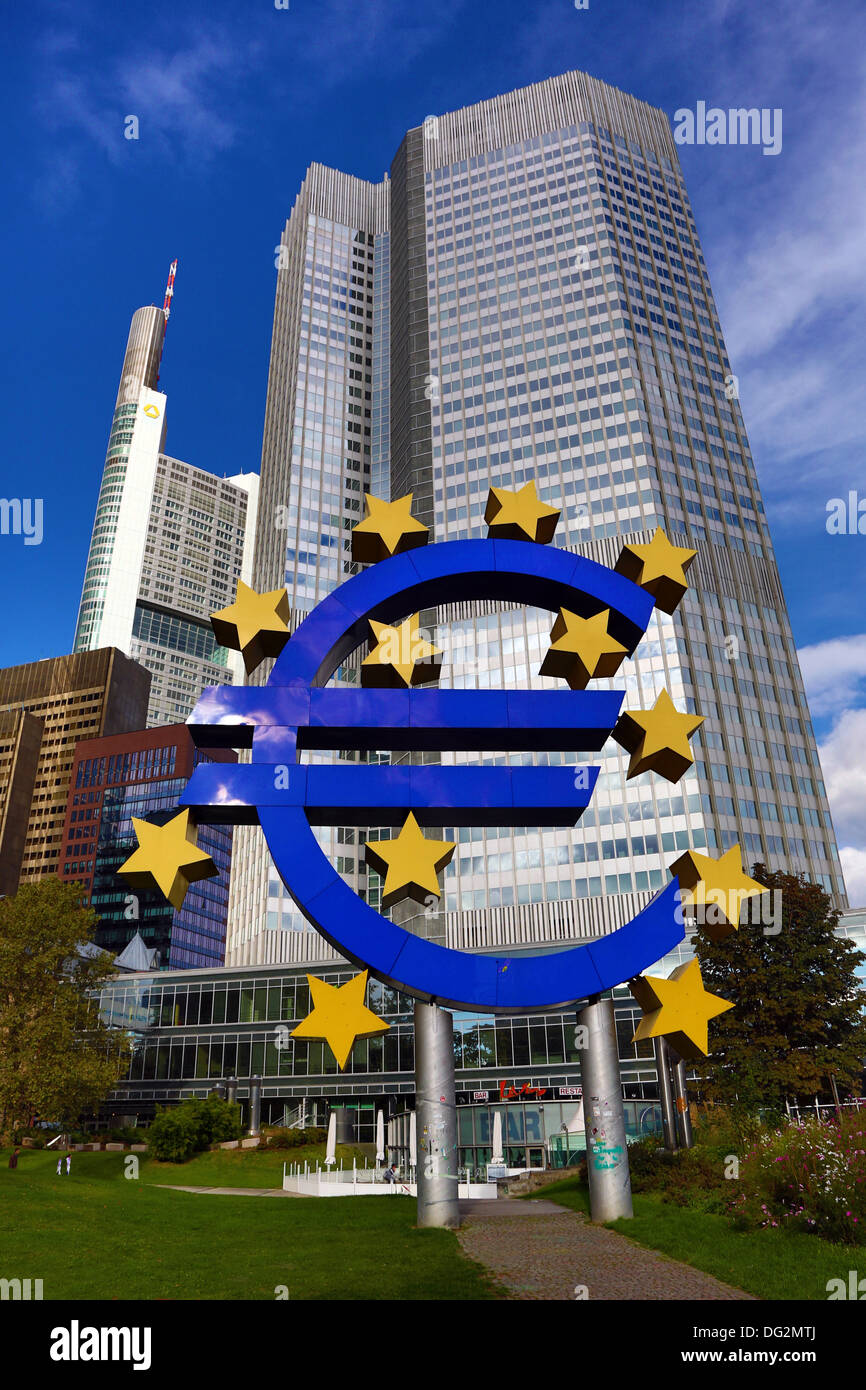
<box><xmin>35</xmin><ymin>27</ymin><xmax>259</xmax><ymax>166</ymax></box>
<box><xmin>810</xmin><ymin>698</ymin><xmax>866</xmax><ymax>904</ymax></box>
<box><xmin>816</xmin><ymin>709</ymin><xmax>866</xmax><ymax>906</ymax></box>
<box><xmin>798</xmin><ymin>635</ymin><xmax>866</xmax><ymax>719</ymax></box>
<box><xmin>115</xmin><ymin>35</ymin><xmax>255</xmax><ymax>154</ymax></box>
<box><xmin>840</xmin><ymin>848</ymin><xmax>866</xmax><ymax>907</ymax></box>
<box><xmin>30</xmin><ymin>3</ymin><xmax>467</xmax><ymax>209</ymax></box>
<box><xmin>698</xmin><ymin>3</ymin><xmax>866</xmax><ymax>474</ymax></box>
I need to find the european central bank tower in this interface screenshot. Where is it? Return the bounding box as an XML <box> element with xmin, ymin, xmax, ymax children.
<box><xmin>226</xmin><ymin>70</ymin><xmax>845</xmax><ymax>969</ymax></box>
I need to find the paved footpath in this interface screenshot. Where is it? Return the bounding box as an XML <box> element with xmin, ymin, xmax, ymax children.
<box><xmin>160</xmin><ymin>1185</ymin><xmax>302</xmax><ymax>1197</ymax></box>
<box><xmin>158</xmin><ymin>1187</ymin><xmax>753</xmax><ymax>1300</ymax></box>
<box><xmin>457</xmin><ymin>1198</ymin><xmax>755</xmax><ymax>1301</ymax></box>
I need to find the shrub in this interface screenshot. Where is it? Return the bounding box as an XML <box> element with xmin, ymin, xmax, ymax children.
<box><xmin>729</xmin><ymin>1111</ymin><xmax>866</xmax><ymax>1244</ymax></box>
<box><xmin>626</xmin><ymin>1134</ymin><xmax>729</xmax><ymax>1212</ymax></box>
<box><xmin>266</xmin><ymin>1130</ymin><xmax>292</xmax><ymax>1149</ymax></box>
<box><xmin>145</xmin><ymin>1109</ymin><xmax>199</xmax><ymax>1163</ymax></box>
<box><xmin>185</xmin><ymin>1095</ymin><xmax>242</xmax><ymax>1146</ymax></box>
<box><xmin>266</xmin><ymin>1127</ymin><xmax>315</xmax><ymax>1149</ymax></box>
<box><xmin>146</xmin><ymin>1097</ymin><xmax>242</xmax><ymax>1163</ymax></box>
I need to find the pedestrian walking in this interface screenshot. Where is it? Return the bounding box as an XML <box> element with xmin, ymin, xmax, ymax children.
<box><xmin>8</xmin><ymin>1147</ymin><xmax>20</xmax><ymax>1170</ymax></box>
<box><xmin>65</xmin><ymin>1152</ymin><xmax>71</xmax><ymax>1175</ymax></box>
<box><xmin>56</xmin><ymin>1156</ymin><xmax>62</xmax><ymax>1176</ymax></box>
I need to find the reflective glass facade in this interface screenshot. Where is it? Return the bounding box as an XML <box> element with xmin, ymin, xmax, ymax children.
<box><xmin>61</xmin><ymin>728</ymin><xmax>234</xmax><ymax>969</ymax></box>
<box><xmin>99</xmin><ymin>905</ymin><xmax>866</xmax><ymax>1162</ymax></box>
<box><xmin>88</xmin><ymin>780</ymin><xmax>232</xmax><ymax>969</ymax></box>
<box><xmin>96</xmin><ymin>961</ymin><xmax>661</xmax><ymax>1167</ymax></box>
<box><xmin>229</xmin><ymin>70</ymin><xmax>844</xmax><ymax>975</ymax></box>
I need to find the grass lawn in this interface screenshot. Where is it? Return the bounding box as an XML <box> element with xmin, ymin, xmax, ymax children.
<box><xmin>136</xmin><ymin>1142</ymin><xmax>371</xmax><ymax>1189</ymax></box>
<box><xmin>0</xmin><ymin>1149</ymin><xmax>498</xmax><ymax>1301</ymax></box>
<box><xmin>537</xmin><ymin>1176</ymin><xmax>861</xmax><ymax>1301</ymax></box>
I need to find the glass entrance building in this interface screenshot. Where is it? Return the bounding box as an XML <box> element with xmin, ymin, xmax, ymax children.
<box><xmin>95</xmin><ymin>958</ymin><xmax>669</xmax><ymax>1171</ymax></box>
<box><xmin>96</xmin><ymin>905</ymin><xmax>865</xmax><ymax>1165</ymax></box>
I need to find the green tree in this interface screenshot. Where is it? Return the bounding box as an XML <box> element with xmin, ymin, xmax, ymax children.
<box><xmin>0</xmin><ymin>879</ymin><xmax>131</xmax><ymax>1139</ymax></box>
<box><xmin>147</xmin><ymin>1096</ymin><xmax>241</xmax><ymax>1162</ymax></box>
<box><xmin>694</xmin><ymin>865</ymin><xmax>866</xmax><ymax>1113</ymax></box>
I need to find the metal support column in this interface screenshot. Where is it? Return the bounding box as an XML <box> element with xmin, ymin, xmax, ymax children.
<box><xmin>671</xmin><ymin>1056</ymin><xmax>693</xmax><ymax>1149</ymax></box>
<box><xmin>226</xmin><ymin>1075</ymin><xmax>237</xmax><ymax>1106</ymax></box>
<box><xmin>578</xmin><ymin>995</ymin><xmax>633</xmax><ymax>1222</ymax></box>
<box><xmin>414</xmin><ymin>1001</ymin><xmax>460</xmax><ymax>1228</ymax></box>
<box><xmin>653</xmin><ymin>1037</ymin><xmax>678</xmax><ymax>1152</ymax></box>
<box><xmin>248</xmin><ymin>1075</ymin><xmax>261</xmax><ymax>1137</ymax></box>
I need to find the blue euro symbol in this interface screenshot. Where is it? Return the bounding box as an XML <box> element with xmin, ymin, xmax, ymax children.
<box><xmin>182</xmin><ymin>539</ymin><xmax>685</xmax><ymax>1011</ymax></box>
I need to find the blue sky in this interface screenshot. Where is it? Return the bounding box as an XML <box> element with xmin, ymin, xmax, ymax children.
<box><xmin>1</xmin><ymin>0</ymin><xmax>864</xmax><ymax>895</ymax></box>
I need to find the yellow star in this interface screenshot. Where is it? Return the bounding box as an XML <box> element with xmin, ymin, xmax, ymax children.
<box><xmin>539</xmin><ymin>608</ymin><xmax>629</xmax><ymax>689</ymax></box>
<box><xmin>351</xmin><ymin>493</ymin><xmax>429</xmax><ymax>564</ymax></box>
<box><xmin>484</xmin><ymin>481</ymin><xmax>560</xmax><ymax>543</ymax></box>
<box><xmin>117</xmin><ymin>809</ymin><xmax>218</xmax><ymax>910</ymax></box>
<box><xmin>670</xmin><ymin>844</ymin><xmax>769</xmax><ymax>940</ymax></box>
<box><xmin>361</xmin><ymin>614</ymin><xmax>442</xmax><ymax>688</ymax></box>
<box><xmin>364</xmin><ymin>813</ymin><xmax>456</xmax><ymax>909</ymax></box>
<box><xmin>291</xmin><ymin>971</ymin><xmax>389</xmax><ymax>1072</ymax></box>
<box><xmin>630</xmin><ymin>958</ymin><xmax>734</xmax><ymax>1060</ymax></box>
<box><xmin>613</xmin><ymin>689</ymin><xmax>704</xmax><ymax>782</ymax></box>
<box><xmin>211</xmin><ymin>580</ymin><xmax>290</xmax><ymax>675</ymax></box>
<box><xmin>615</xmin><ymin>528</ymin><xmax>697</xmax><ymax>613</ymax></box>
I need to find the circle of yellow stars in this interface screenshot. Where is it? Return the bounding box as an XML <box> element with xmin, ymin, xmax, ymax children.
<box><xmin>117</xmin><ymin>481</ymin><xmax>762</xmax><ymax>1065</ymax></box>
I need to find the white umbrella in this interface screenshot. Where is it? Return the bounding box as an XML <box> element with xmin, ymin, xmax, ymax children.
<box><xmin>325</xmin><ymin>1111</ymin><xmax>337</xmax><ymax>1166</ymax></box>
<box><xmin>564</xmin><ymin>1102</ymin><xmax>584</xmax><ymax>1164</ymax></box>
<box><xmin>567</xmin><ymin>1101</ymin><xmax>584</xmax><ymax>1134</ymax></box>
<box><xmin>375</xmin><ymin>1109</ymin><xmax>385</xmax><ymax>1163</ymax></box>
<box><xmin>409</xmin><ymin>1111</ymin><xmax>417</xmax><ymax>1167</ymax></box>
<box><xmin>491</xmin><ymin>1111</ymin><xmax>504</xmax><ymax>1165</ymax></box>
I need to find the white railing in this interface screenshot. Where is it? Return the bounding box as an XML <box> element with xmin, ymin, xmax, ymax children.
<box><xmin>786</xmin><ymin>1098</ymin><xmax>866</xmax><ymax>1124</ymax></box>
<box><xmin>280</xmin><ymin>1101</ymin><xmax>308</xmax><ymax>1130</ymax></box>
<box><xmin>281</xmin><ymin>1158</ymin><xmax>497</xmax><ymax>1200</ymax></box>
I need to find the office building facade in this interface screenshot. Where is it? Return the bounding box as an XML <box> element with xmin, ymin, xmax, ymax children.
<box><xmin>59</xmin><ymin>725</ymin><xmax>235</xmax><ymax>969</ymax></box>
<box><xmin>225</xmin><ymin>71</ymin><xmax>844</xmax><ymax>974</ymax></box>
<box><xmin>0</xmin><ymin>649</ymin><xmax>150</xmax><ymax>890</ymax></box>
<box><xmin>226</xmin><ymin>169</ymin><xmax>389</xmax><ymax>961</ymax></box>
<box><xmin>73</xmin><ymin>287</ymin><xmax>259</xmax><ymax>726</ymax></box>
<box><xmin>95</xmin><ymin>903</ymin><xmax>865</xmax><ymax>1160</ymax></box>
<box><xmin>96</xmin><ymin>960</ymin><xmax>660</xmax><ymax>1167</ymax></box>
<box><xmin>0</xmin><ymin>709</ymin><xmax>46</xmax><ymax>895</ymax></box>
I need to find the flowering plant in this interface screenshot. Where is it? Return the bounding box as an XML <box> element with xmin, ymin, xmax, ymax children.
<box><xmin>729</xmin><ymin>1111</ymin><xmax>866</xmax><ymax>1244</ymax></box>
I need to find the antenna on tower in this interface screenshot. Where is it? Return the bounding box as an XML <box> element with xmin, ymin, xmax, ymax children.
<box><xmin>163</xmin><ymin>258</ymin><xmax>177</xmax><ymax>327</ymax></box>
<box><xmin>157</xmin><ymin>258</ymin><xmax>178</xmax><ymax>384</ymax></box>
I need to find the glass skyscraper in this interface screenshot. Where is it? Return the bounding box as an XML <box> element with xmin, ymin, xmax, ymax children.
<box><xmin>73</xmin><ymin>288</ymin><xmax>260</xmax><ymax>726</ymax></box>
<box><xmin>60</xmin><ymin>725</ymin><xmax>235</xmax><ymax>969</ymax></box>
<box><xmin>226</xmin><ymin>70</ymin><xmax>845</xmax><ymax>971</ymax></box>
